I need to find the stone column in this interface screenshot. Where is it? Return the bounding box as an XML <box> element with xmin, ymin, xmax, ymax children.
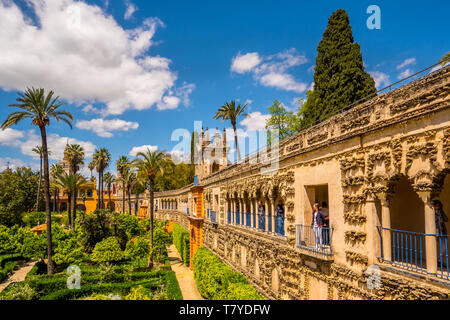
<box><xmin>418</xmin><ymin>191</ymin><xmax>438</xmax><ymax>274</ymax></box>
<box><xmin>271</xmin><ymin>199</ymin><xmax>276</xmax><ymax>234</ymax></box>
<box><xmin>250</xmin><ymin>199</ymin><xmax>254</xmax><ymax>228</ymax></box>
<box><xmin>263</xmin><ymin>198</ymin><xmax>270</xmax><ymax>232</ymax></box>
<box><xmin>378</xmin><ymin>193</ymin><xmax>392</xmax><ymax>262</ymax></box>
<box><xmin>365</xmin><ymin>194</ymin><xmax>381</xmax><ymax>266</ymax></box>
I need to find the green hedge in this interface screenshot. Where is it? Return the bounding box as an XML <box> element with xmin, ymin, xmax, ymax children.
<box><xmin>0</xmin><ymin>261</ymin><xmax>18</xmax><ymax>282</ymax></box>
<box><xmin>0</xmin><ymin>254</ymin><xmax>23</xmax><ymax>268</ymax></box>
<box><xmin>38</xmin><ymin>270</ymin><xmax>182</xmax><ymax>300</ymax></box>
<box><xmin>164</xmin><ymin>270</ymin><xmax>183</xmax><ymax>300</ymax></box>
<box><xmin>172</xmin><ymin>224</ymin><xmax>190</xmax><ymax>267</ymax></box>
<box><xmin>193</xmin><ymin>247</ymin><xmax>265</xmax><ymax>300</ymax></box>
<box><xmin>40</xmin><ymin>279</ymin><xmax>162</xmax><ymax>300</ymax></box>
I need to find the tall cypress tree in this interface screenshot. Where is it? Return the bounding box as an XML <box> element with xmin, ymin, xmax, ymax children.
<box><xmin>301</xmin><ymin>9</ymin><xmax>376</xmax><ymax>127</ymax></box>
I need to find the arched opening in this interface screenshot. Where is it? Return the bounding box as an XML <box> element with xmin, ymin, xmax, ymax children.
<box><xmin>384</xmin><ymin>175</ymin><xmax>426</xmax><ymax>269</ymax></box>
<box><xmin>438</xmin><ymin>174</ymin><xmax>450</xmax><ymax>234</ymax></box>
<box><xmin>390</xmin><ymin>176</ymin><xmax>424</xmax><ymax>233</ymax></box>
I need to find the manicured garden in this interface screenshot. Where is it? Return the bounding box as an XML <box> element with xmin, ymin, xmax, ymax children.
<box><xmin>0</xmin><ymin>210</ymin><xmax>182</xmax><ymax>300</ymax></box>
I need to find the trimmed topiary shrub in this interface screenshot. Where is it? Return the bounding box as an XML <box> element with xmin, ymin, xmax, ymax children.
<box><xmin>193</xmin><ymin>247</ymin><xmax>265</xmax><ymax>300</ymax></box>
<box><xmin>173</xmin><ymin>224</ymin><xmax>190</xmax><ymax>267</ymax></box>
<box><xmin>91</xmin><ymin>237</ymin><xmax>124</xmax><ymax>264</ymax></box>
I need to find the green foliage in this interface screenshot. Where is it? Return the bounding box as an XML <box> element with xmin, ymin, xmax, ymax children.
<box><xmin>265</xmin><ymin>99</ymin><xmax>305</xmax><ymax>143</ymax></box>
<box><xmin>110</xmin><ymin>213</ymin><xmax>140</xmax><ymax>249</ymax></box>
<box><xmin>91</xmin><ymin>237</ymin><xmax>124</xmax><ymax>264</ymax></box>
<box><xmin>0</xmin><ymin>283</ymin><xmax>38</xmax><ymax>300</ymax></box>
<box><xmin>215</xmin><ymin>283</ymin><xmax>266</xmax><ymax>300</ymax></box>
<box><xmin>164</xmin><ymin>270</ymin><xmax>183</xmax><ymax>300</ymax></box>
<box><xmin>0</xmin><ymin>261</ymin><xmax>18</xmax><ymax>282</ymax></box>
<box><xmin>53</xmin><ymin>237</ymin><xmax>84</xmax><ymax>265</ymax></box>
<box><xmin>98</xmin><ymin>262</ymin><xmax>116</xmax><ymax>283</ymax></box>
<box><xmin>21</xmin><ymin>231</ymin><xmax>47</xmax><ymax>260</ymax></box>
<box><xmin>172</xmin><ymin>224</ymin><xmax>190</xmax><ymax>267</ymax></box>
<box><xmin>300</xmin><ymin>9</ymin><xmax>376</xmax><ymax>128</ymax></box>
<box><xmin>76</xmin><ymin>210</ymin><xmax>111</xmax><ymax>252</ymax></box>
<box><xmin>154</xmin><ymin>158</ymin><xmax>195</xmax><ymax>192</ymax></box>
<box><xmin>193</xmin><ymin>247</ymin><xmax>265</xmax><ymax>300</ymax></box>
<box><xmin>0</xmin><ymin>168</ymin><xmax>42</xmax><ymax>226</ymax></box>
<box><xmin>22</xmin><ymin>212</ymin><xmax>46</xmax><ymax>228</ymax></box>
<box><xmin>125</xmin><ymin>236</ymin><xmax>150</xmax><ymax>265</ymax></box>
<box><xmin>124</xmin><ymin>285</ymin><xmax>151</xmax><ymax>300</ymax></box>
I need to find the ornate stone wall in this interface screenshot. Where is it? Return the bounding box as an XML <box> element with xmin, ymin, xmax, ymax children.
<box><xmin>154</xmin><ymin>66</ymin><xmax>450</xmax><ymax>299</ymax></box>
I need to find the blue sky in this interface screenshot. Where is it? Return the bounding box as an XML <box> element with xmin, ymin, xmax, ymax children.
<box><xmin>0</xmin><ymin>0</ymin><xmax>448</xmax><ymax>174</ymax></box>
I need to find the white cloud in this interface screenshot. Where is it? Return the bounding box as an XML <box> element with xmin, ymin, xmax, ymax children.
<box><xmin>259</xmin><ymin>73</ymin><xmax>307</xmax><ymax>93</ymax></box>
<box><xmin>0</xmin><ymin>157</ymin><xmax>26</xmax><ymax>171</ymax></box>
<box><xmin>0</xmin><ymin>0</ymin><xmax>193</xmax><ymax>115</ymax></box>
<box><xmin>76</xmin><ymin>118</ymin><xmax>139</xmax><ymax>138</ymax></box>
<box><xmin>168</xmin><ymin>150</ymin><xmax>190</xmax><ymax>164</ymax></box>
<box><xmin>82</xmin><ymin>104</ymin><xmax>102</xmax><ymax>114</ymax></box>
<box><xmin>129</xmin><ymin>145</ymin><xmax>158</xmax><ymax>157</ymax></box>
<box><xmin>124</xmin><ymin>1</ymin><xmax>137</xmax><ymax>20</ymax></box>
<box><xmin>0</xmin><ymin>128</ymin><xmax>25</xmax><ymax>146</ymax></box>
<box><xmin>20</xmin><ymin>130</ymin><xmax>97</xmax><ymax>161</ymax></box>
<box><xmin>231</xmin><ymin>49</ymin><xmax>309</xmax><ymax>93</ymax></box>
<box><xmin>397</xmin><ymin>58</ymin><xmax>416</xmax><ymax>70</ymax></box>
<box><xmin>240</xmin><ymin>112</ymin><xmax>270</xmax><ymax>131</ymax></box>
<box><xmin>231</xmin><ymin>52</ymin><xmax>262</xmax><ymax>74</ymax></box>
<box><xmin>369</xmin><ymin>71</ymin><xmax>391</xmax><ymax>90</ymax></box>
<box><xmin>157</xmin><ymin>96</ymin><xmax>180</xmax><ymax>110</ymax></box>
<box><xmin>398</xmin><ymin>68</ymin><xmax>413</xmax><ymax>79</ymax></box>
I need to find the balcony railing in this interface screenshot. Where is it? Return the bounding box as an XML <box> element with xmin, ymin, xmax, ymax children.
<box><xmin>377</xmin><ymin>227</ymin><xmax>449</xmax><ymax>279</ymax></box>
<box><xmin>295</xmin><ymin>224</ymin><xmax>333</xmax><ymax>258</ymax></box>
<box><xmin>235</xmin><ymin>212</ymin><xmax>240</xmax><ymax>225</ymax></box>
<box><xmin>246</xmin><ymin>213</ymin><xmax>251</xmax><ymax>227</ymax></box>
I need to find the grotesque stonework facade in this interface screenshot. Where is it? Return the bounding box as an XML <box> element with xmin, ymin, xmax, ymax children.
<box><xmin>154</xmin><ymin>66</ymin><xmax>450</xmax><ymax>300</ymax></box>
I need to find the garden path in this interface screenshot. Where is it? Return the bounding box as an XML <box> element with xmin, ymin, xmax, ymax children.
<box><xmin>167</xmin><ymin>245</ymin><xmax>203</xmax><ymax>300</ymax></box>
<box><xmin>0</xmin><ymin>260</ymin><xmax>37</xmax><ymax>292</ymax></box>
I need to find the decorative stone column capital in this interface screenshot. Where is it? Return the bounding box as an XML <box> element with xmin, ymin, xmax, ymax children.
<box><xmin>376</xmin><ymin>192</ymin><xmax>392</xmax><ymax>207</ymax></box>
<box><xmin>417</xmin><ymin>191</ymin><xmax>439</xmax><ymax>207</ymax></box>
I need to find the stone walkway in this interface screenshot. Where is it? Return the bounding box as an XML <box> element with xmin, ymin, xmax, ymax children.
<box><xmin>0</xmin><ymin>260</ymin><xmax>37</xmax><ymax>292</ymax></box>
<box><xmin>167</xmin><ymin>245</ymin><xmax>203</xmax><ymax>300</ymax></box>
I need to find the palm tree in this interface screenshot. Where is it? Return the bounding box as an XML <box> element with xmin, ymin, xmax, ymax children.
<box><xmin>1</xmin><ymin>87</ymin><xmax>73</xmax><ymax>275</ymax></box>
<box><xmin>32</xmin><ymin>145</ymin><xmax>44</xmax><ymax>212</ymax></box>
<box><xmin>65</xmin><ymin>144</ymin><xmax>85</xmax><ymax>229</ymax></box>
<box><xmin>116</xmin><ymin>156</ymin><xmax>130</xmax><ymax>213</ymax></box>
<box><xmin>213</xmin><ymin>101</ymin><xmax>248</xmax><ymax>161</ymax></box>
<box><xmin>55</xmin><ymin>172</ymin><xmax>86</xmax><ymax>230</ymax></box>
<box><xmin>133</xmin><ymin>149</ymin><xmax>166</xmax><ymax>268</ymax></box>
<box><xmin>103</xmin><ymin>172</ymin><xmax>115</xmax><ymax>211</ymax></box>
<box><xmin>93</xmin><ymin>148</ymin><xmax>111</xmax><ymax>209</ymax></box>
<box><xmin>88</xmin><ymin>161</ymin><xmax>95</xmax><ymax>178</ymax></box>
<box><xmin>440</xmin><ymin>52</ymin><xmax>450</xmax><ymax>66</ymax></box>
<box><xmin>50</xmin><ymin>163</ymin><xmax>63</xmax><ymax>212</ymax></box>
